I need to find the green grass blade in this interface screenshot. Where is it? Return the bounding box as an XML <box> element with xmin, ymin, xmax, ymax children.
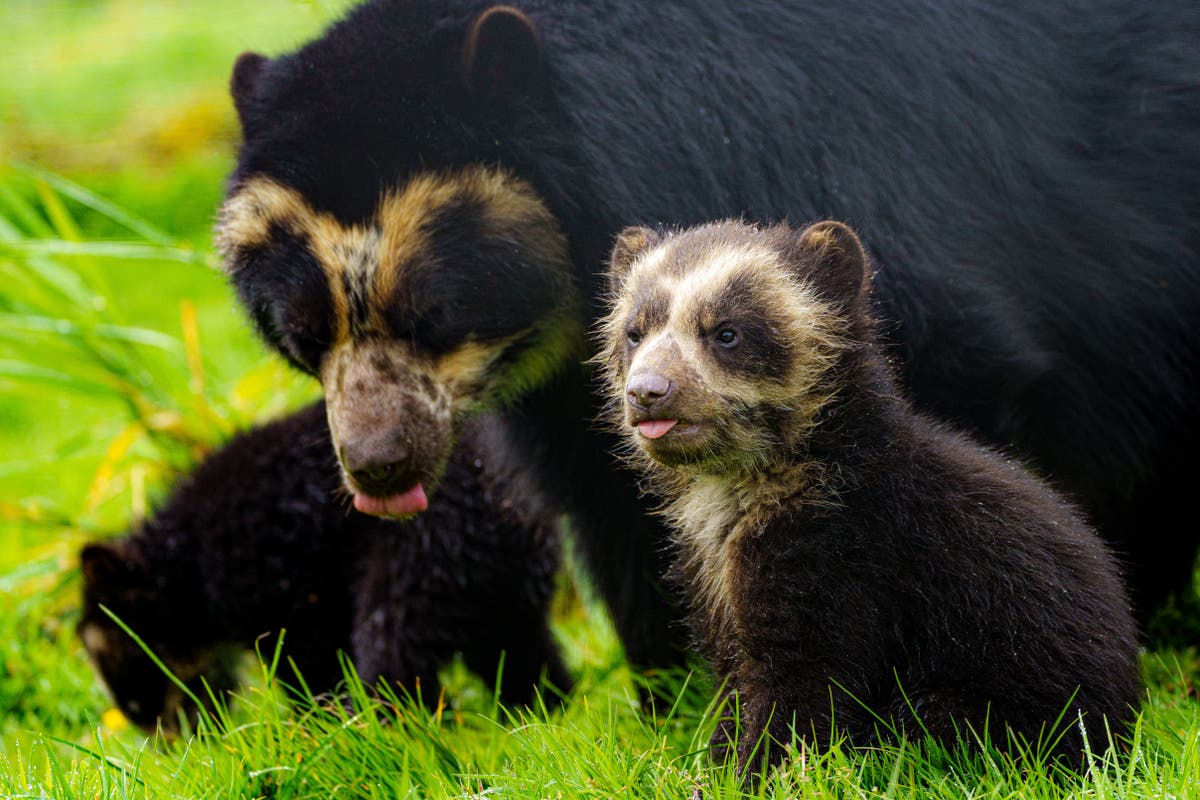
<box><xmin>7</xmin><ymin>253</ymin><xmax>110</xmax><ymax>311</ymax></box>
<box><xmin>0</xmin><ymin>205</ymin><xmax>26</xmax><ymax>241</ymax></box>
<box><xmin>11</xmin><ymin>162</ymin><xmax>175</xmax><ymax>245</ymax></box>
<box><xmin>0</xmin><ymin>312</ymin><xmax>186</xmax><ymax>355</ymax></box>
<box><xmin>0</xmin><ymin>180</ymin><xmax>53</xmax><ymax>238</ymax></box>
<box><xmin>42</xmin><ymin>735</ymin><xmax>146</xmax><ymax>789</ymax></box>
<box><xmin>98</xmin><ymin>605</ymin><xmax>209</xmax><ymax>718</ymax></box>
<box><xmin>0</xmin><ymin>240</ymin><xmax>205</xmax><ymax>264</ymax></box>
<box><xmin>36</xmin><ymin>179</ymin><xmax>84</xmax><ymax>242</ymax></box>
<box><xmin>0</xmin><ymin>359</ymin><xmax>123</xmax><ymax>397</ymax></box>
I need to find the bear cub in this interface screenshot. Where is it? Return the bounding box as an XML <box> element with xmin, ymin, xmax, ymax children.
<box><xmin>596</xmin><ymin>220</ymin><xmax>1141</xmax><ymax>772</ymax></box>
<box><xmin>79</xmin><ymin>402</ymin><xmax>568</xmax><ymax>732</ymax></box>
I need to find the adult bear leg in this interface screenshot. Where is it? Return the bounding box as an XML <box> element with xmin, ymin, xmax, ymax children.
<box><xmin>460</xmin><ymin>617</ymin><xmax>572</xmax><ymax>708</ymax></box>
<box><xmin>494</xmin><ymin>371</ymin><xmax>688</xmax><ymax>672</ymax></box>
<box><xmin>1105</xmin><ymin>428</ymin><xmax>1200</xmax><ymax>630</ymax></box>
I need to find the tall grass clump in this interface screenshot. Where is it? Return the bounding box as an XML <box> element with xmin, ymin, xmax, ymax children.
<box><xmin>8</xmin><ymin>644</ymin><xmax>1200</xmax><ymax>800</ymax></box>
<box><xmin>0</xmin><ymin>162</ymin><xmax>314</xmax><ymax>543</ymax></box>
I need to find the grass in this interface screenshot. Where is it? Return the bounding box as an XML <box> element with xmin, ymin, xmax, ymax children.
<box><xmin>2</xmin><ymin>3</ymin><xmax>1200</xmax><ymax>798</ymax></box>
<box><xmin>4</xmin><ymin>607</ymin><xmax>1200</xmax><ymax>800</ymax></box>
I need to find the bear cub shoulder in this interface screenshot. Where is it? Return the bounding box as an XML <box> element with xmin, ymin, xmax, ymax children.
<box><xmin>596</xmin><ymin>219</ymin><xmax>1141</xmax><ymax>772</ymax></box>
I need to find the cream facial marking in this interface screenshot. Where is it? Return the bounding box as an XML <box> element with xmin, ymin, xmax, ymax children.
<box><xmin>216</xmin><ymin>166</ymin><xmax>570</xmax><ymax>346</ymax></box>
<box><xmin>624</xmin><ymin>248</ymin><xmax>805</xmax><ymax>411</ymax></box>
<box><xmin>435</xmin><ymin>337</ymin><xmax>523</xmax><ymax>404</ymax></box>
<box><xmin>79</xmin><ymin>622</ymin><xmax>109</xmax><ymax>657</ymax></box>
<box><xmin>651</xmin><ymin>244</ymin><xmax>781</xmax><ymax>306</ymax></box>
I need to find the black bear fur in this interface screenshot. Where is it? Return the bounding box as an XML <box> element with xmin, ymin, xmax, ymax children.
<box><xmin>79</xmin><ymin>402</ymin><xmax>568</xmax><ymax>731</ymax></box>
<box><xmin>221</xmin><ymin>0</ymin><xmax>1198</xmax><ymax>670</ymax></box>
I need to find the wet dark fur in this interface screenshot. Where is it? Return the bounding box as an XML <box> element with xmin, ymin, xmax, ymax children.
<box><xmin>599</xmin><ymin>220</ymin><xmax>1142</xmax><ymax>773</ymax></box>
<box><xmin>79</xmin><ymin>402</ymin><xmax>568</xmax><ymax>731</ymax></box>
<box><xmin>223</xmin><ymin>0</ymin><xmax>1198</xmax><ymax>670</ymax></box>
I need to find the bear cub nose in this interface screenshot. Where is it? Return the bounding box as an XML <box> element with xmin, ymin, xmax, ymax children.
<box><xmin>627</xmin><ymin>373</ymin><xmax>673</xmax><ymax>409</ymax></box>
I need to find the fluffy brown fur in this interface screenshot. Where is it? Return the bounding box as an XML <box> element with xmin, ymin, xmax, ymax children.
<box><xmin>596</xmin><ymin>219</ymin><xmax>1142</xmax><ymax>776</ymax></box>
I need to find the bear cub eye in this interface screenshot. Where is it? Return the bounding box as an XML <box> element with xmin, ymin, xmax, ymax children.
<box><xmin>715</xmin><ymin>326</ymin><xmax>739</xmax><ymax>347</ymax></box>
<box><xmin>627</xmin><ymin>329</ymin><xmax>642</xmax><ymax>347</ymax></box>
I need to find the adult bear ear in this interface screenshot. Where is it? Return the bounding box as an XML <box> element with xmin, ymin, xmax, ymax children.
<box><xmin>795</xmin><ymin>220</ymin><xmax>872</xmax><ymax>306</ymax></box>
<box><xmin>461</xmin><ymin>5</ymin><xmax>543</xmax><ymax>105</ymax></box>
<box><xmin>608</xmin><ymin>226</ymin><xmax>660</xmax><ymax>294</ymax></box>
<box><xmin>230</xmin><ymin>51</ymin><xmax>270</xmax><ymax>131</ymax></box>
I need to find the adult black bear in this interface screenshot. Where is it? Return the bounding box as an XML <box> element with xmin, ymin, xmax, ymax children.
<box><xmin>219</xmin><ymin>0</ymin><xmax>1199</xmax><ymax>668</ymax></box>
<box><xmin>596</xmin><ymin>218</ymin><xmax>1140</xmax><ymax>772</ymax></box>
<box><xmin>79</xmin><ymin>402</ymin><xmax>567</xmax><ymax>731</ymax></box>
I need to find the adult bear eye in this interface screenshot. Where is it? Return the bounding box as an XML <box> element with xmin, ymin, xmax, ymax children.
<box><xmin>715</xmin><ymin>327</ymin><xmax>739</xmax><ymax>347</ymax></box>
<box><xmin>627</xmin><ymin>330</ymin><xmax>642</xmax><ymax>346</ymax></box>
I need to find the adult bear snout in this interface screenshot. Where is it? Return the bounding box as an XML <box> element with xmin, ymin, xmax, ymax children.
<box><xmin>340</xmin><ymin>434</ymin><xmax>417</xmax><ymax>496</ymax></box>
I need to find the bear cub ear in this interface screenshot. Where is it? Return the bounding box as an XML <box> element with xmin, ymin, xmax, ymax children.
<box><xmin>230</xmin><ymin>51</ymin><xmax>270</xmax><ymax>130</ymax></box>
<box><xmin>607</xmin><ymin>226</ymin><xmax>661</xmax><ymax>295</ymax></box>
<box><xmin>80</xmin><ymin>542</ymin><xmax>135</xmax><ymax>596</ymax></box>
<box><xmin>462</xmin><ymin>5</ymin><xmax>543</xmax><ymax>104</ymax></box>
<box><xmin>794</xmin><ymin>220</ymin><xmax>872</xmax><ymax>306</ymax></box>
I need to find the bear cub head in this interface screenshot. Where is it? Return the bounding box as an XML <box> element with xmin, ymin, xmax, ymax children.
<box><xmin>597</xmin><ymin>219</ymin><xmax>872</xmax><ymax>477</ymax></box>
<box><xmin>78</xmin><ymin>541</ymin><xmax>239</xmax><ymax>732</ymax></box>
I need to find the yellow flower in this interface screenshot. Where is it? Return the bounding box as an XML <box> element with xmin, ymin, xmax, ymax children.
<box><xmin>102</xmin><ymin>707</ymin><xmax>130</xmax><ymax>732</ymax></box>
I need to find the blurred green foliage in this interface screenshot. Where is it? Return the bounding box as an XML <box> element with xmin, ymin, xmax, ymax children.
<box><xmin>0</xmin><ymin>0</ymin><xmax>354</xmax><ymax>237</ymax></box>
<box><xmin>0</xmin><ymin>0</ymin><xmax>359</xmax><ymax>559</ymax></box>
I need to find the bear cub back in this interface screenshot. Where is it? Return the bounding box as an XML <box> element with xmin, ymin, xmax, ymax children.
<box><xmin>596</xmin><ymin>219</ymin><xmax>1141</xmax><ymax>772</ymax></box>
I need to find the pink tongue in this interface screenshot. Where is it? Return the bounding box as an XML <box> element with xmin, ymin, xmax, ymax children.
<box><xmin>354</xmin><ymin>483</ymin><xmax>429</xmax><ymax>517</ymax></box>
<box><xmin>637</xmin><ymin>419</ymin><xmax>678</xmax><ymax>439</ymax></box>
